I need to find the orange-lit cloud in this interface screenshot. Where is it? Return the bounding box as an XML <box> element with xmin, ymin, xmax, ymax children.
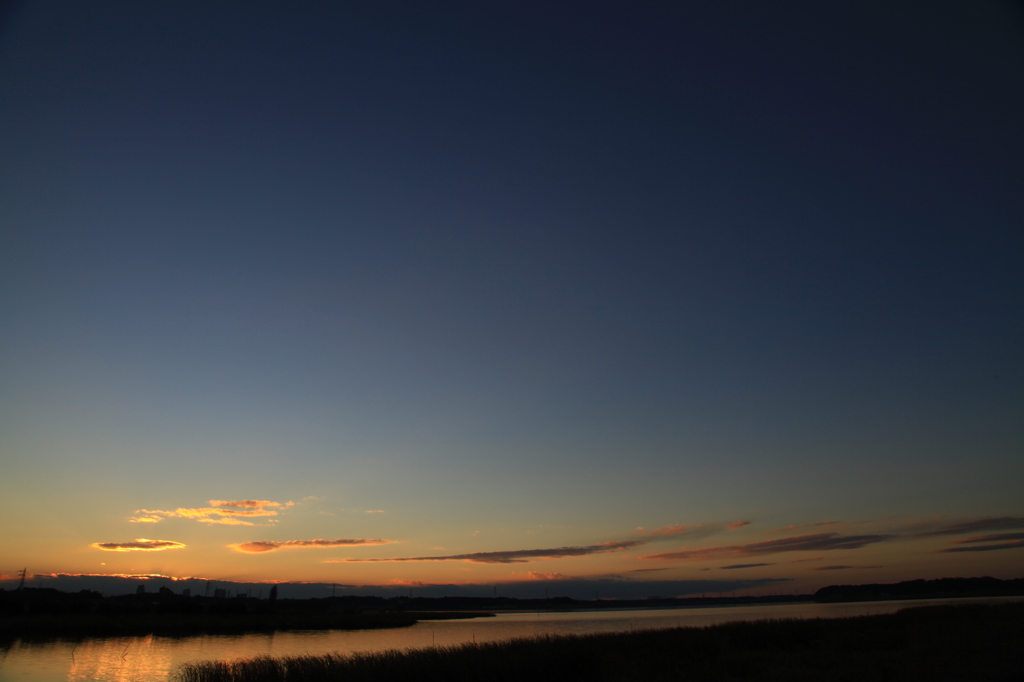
<box><xmin>199</xmin><ymin>517</ymin><xmax>255</xmax><ymax>526</ymax></box>
<box><xmin>133</xmin><ymin>499</ymin><xmax>293</xmax><ymax>524</ymax></box>
<box><xmin>29</xmin><ymin>572</ymin><xmax>191</xmax><ymax>580</ymax></box>
<box><xmin>232</xmin><ymin>538</ymin><xmax>394</xmax><ymax>553</ymax></box>
<box><xmin>726</xmin><ymin>520</ymin><xmax>752</xmax><ymax>530</ymax></box>
<box><xmin>642</xmin><ymin>533</ymin><xmax>892</xmax><ymax>561</ymax></box>
<box><xmin>91</xmin><ymin>539</ymin><xmax>186</xmax><ymax>552</ymax></box>
<box><xmin>177</xmin><ymin>507</ymin><xmax>277</xmax><ymax>518</ymax></box>
<box><xmin>345</xmin><ymin>540</ymin><xmax>645</xmax><ymax>564</ymax></box>
<box><xmin>720</xmin><ymin>563</ymin><xmax>773</xmax><ymax>569</ymax></box>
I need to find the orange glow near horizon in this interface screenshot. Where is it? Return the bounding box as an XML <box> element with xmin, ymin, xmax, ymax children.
<box><xmin>18</xmin><ymin>504</ymin><xmax>1024</xmax><ymax>597</ymax></box>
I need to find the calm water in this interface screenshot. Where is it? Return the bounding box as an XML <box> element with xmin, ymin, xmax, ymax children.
<box><xmin>2</xmin><ymin>597</ymin><xmax>1016</xmax><ymax>682</ymax></box>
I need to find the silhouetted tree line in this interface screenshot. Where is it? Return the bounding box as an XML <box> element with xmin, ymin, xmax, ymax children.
<box><xmin>4</xmin><ymin>576</ymin><xmax>1020</xmax><ymax>620</ymax></box>
<box><xmin>0</xmin><ymin>588</ymin><xmax>420</xmax><ymax>638</ymax></box>
<box><xmin>813</xmin><ymin>576</ymin><xmax>1024</xmax><ymax>602</ymax></box>
<box><xmin>381</xmin><ymin>594</ymin><xmax>812</xmax><ymax>611</ymax></box>
<box><xmin>0</xmin><ymin>586</ymin><xmax>250</xmax><ymax>617</ymax></box>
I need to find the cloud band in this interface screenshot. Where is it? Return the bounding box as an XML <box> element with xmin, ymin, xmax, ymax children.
<box><xmin>91</xmin><ymin>539</ymin><xmax>186</xmax><ymax>552</ymax></box>
<box><xmin>231</xmin><ymin>538</ymin><xmax>394</xmax><ymax>553</ymax></box>
<box><xmin>342</xmin><ymin>541</ymin><xmax>645</xmax><ymax>564</ymax></box>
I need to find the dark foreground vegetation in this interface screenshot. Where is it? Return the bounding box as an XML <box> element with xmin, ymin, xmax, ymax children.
<box><xmin>175</xmin><ymin>601</ymin><xmax>1024</xmax><ymax>682</ymax></box>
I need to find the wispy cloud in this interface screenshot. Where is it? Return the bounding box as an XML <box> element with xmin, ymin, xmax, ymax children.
<box><xmin>199</xmin><ymin>517</ymin><xmax>255</xmax><ymax>526</ymax></box>
<box><xmin>720</xmin><ymin>563</ymin><xmax>773</xmax><ymax>569</ymax></box>
<box><xmin>634</xmin><ymin>520</ymin><xmax>750</xmax><ymax>543</ymax></box>
<box><xmin>642</xmin><ymin>533</ymin><xmax>892</xmax><ymax>561</ymax></box>
<box><xmin>525</xmin><ymin>572</ymin><xmax>570</xmax><ymax>580</ymax></box>
<box><xmin>637</xmin><ymin>524</ymin><xmax>723</xmax><ymax>541</ymax></box>
<box><xmin>938</xmin><ymin>531</ymin><xmax>1024</xmax><ymax>553</ymax></box>
<box><xmin>91</xmin><ymin>539</ymin><xmax>186</xmax><ymax>552</ymax></box>
<box><xmin>812</xmin><ymin>565</ymin><xmax>882</xmax><ymax>571</ymax></box>
<box><xmin>133</xmin><ymin>499</ymin><xmax>293</xmax><ymax>525</ymax></box>
<box><xmin>344</xmin><ymin>541</ymin><xmax>646</xmax><ymax>564</ymax></box>
<box><xmin>951</xmin><ymin>532</ymin><xmax>1024</xmax><ymax>544</ymax></box>
<box><xmin>210</xmin><ymin>500</ymin><xmax>294</xmax><ymax>509</ymax></box>
<box><xmin>637</xmin><ymin>524</ymin><xmax>689</xmax><ymax>536</ymax></box>
<box><xmin>232</xmin><ymin>538</ymin><xmax>394</xmax><ymax>553</ymax></box>
<box><xmin>142</xmin><ymin>507</ymin><xmax>275</xmax><ymax>519</ymax></box>
<box><xmin>772</xmin><ymin>521</ymin><xmax>841</xmax><ymax>532</ymax></box>
<box><xmin>914</xmin><ymin>517</ymin><xmax>1024</xmax><ymax>538</ymax></box>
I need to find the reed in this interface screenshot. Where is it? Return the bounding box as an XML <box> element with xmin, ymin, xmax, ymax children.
<box><xmin>174</xmin><ymin>601</ymin><xmax>1024</xmax><ymax>682</ymax></box>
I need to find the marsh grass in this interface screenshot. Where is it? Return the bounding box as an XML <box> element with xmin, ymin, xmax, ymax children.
<box><xmin>174</xmin><ymin>602</ymin><xmax>1024</xmax><ymax>682</ymax></box>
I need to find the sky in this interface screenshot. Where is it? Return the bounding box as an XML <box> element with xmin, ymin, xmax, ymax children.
<box><xmin>1</xmin><ymin>0</ymin><xmax>1023</xmax><ymax>599</ymax></box>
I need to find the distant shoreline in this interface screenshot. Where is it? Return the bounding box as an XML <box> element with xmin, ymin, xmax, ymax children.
<box><xmin>3</xmin><ymin>576</ymin><xmax>1021</xmax><ymax>639</ymax></box>
<box><xmin>0</xmin><ymin>611</ymin><xmax>498</xmax><ymax>640</ymax></box>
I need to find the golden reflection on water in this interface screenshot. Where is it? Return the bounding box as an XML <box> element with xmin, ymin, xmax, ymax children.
<box><xmin>66</xmin><ymin>635</ymin><xmax>175</xmax><ymax>682</ymax></box>
<box><xmin>1</xmin><ymin>627</ymin><xmax>441</xmax><ymax>682</ymax></box>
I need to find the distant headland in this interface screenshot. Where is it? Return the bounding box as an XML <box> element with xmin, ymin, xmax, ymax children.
<box><xmin>2</xmin><ymin>576</ymin><xmax>1021</xmax><ymax>639</ymax></box>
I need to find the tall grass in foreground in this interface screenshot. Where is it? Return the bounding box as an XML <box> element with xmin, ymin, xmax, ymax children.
<box><xmin>173</xmin><ymin>601</ymin><xmax>1024</xmax><ymax>682</ymax></box>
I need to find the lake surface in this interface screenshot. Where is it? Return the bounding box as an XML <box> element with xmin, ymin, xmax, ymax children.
<box><xmin>2</xmin><ymin>597</ymin><xmax>1017</xmax><ymax>682</ymax></box>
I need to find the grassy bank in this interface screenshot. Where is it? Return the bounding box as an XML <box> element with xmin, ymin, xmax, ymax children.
<box><xmin>174</xmin><ymin>601</ymin><xmax>1024</xmax><ymax>682</ymax></box>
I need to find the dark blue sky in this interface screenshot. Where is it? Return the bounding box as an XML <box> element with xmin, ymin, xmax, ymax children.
<box><xmin>2</xmin><ymin>1</ymin><xmax>1022</xmax><ymax>590</ymax></box>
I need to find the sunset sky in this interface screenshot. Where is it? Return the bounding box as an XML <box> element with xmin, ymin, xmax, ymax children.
<box><xmin>2</xmin><ymin>1</ymin><xmax>1022</xmax><ymax>599</ymax></box>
